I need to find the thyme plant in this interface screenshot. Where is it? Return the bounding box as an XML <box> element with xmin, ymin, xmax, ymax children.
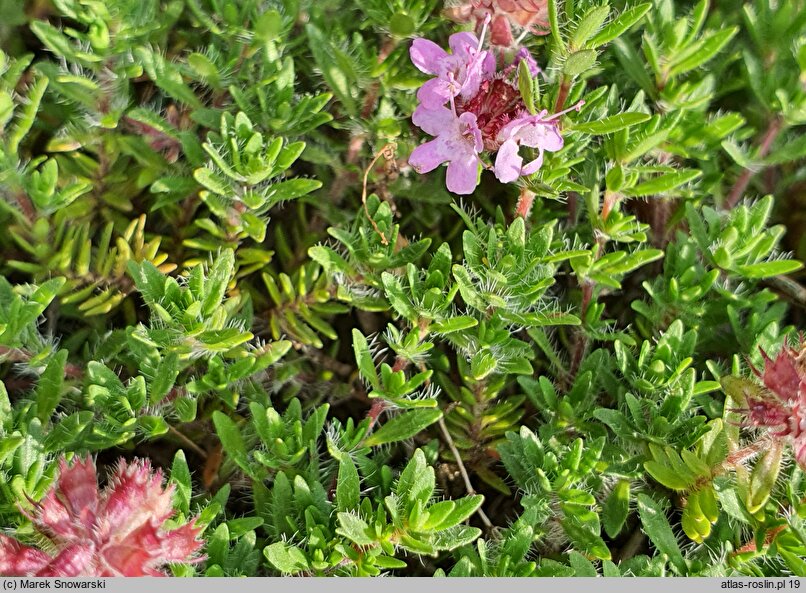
<box><xmin>0</xmin><ymin>0</ymin><xmax>805</xmax><ymax>578</ymax></box>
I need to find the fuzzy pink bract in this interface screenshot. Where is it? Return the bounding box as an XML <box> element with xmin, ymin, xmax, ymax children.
<box><xmin>745</xmin><ymin>344</ymin><xmax>806</xmax><ymax>467</ymax></box>
<box><xmin>0</xmin><ymin>456</ymin><xmax>204</xmax><ymax>577</ymax></box>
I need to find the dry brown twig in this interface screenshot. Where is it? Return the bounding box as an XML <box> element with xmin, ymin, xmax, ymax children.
<box><xmin>362</xmin><ymin>142</ymin><xmax>398</xmax><ymax>246</ymax></box>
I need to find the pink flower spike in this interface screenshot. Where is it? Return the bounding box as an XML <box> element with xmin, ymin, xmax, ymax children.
<box><xmin>0</xmin><ymin>456</ymin><xmax>204</xmax><ymax>577</ymax></box>
<box><xmin>409</xmin><ymin>106</ymin><xmax>483</xmax><ymax>195</ymax></box>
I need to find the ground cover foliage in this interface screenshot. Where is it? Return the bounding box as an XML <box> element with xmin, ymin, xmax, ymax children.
<box><xmin>1</xmin><ymin>0</ymin><xmax>806</xmax><ymax>578</ymax></box>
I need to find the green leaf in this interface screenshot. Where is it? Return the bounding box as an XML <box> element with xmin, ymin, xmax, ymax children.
<box><xmin>780</xmin><ymin>549</ymin><xmax>806</xmax><ymax>576</ymax></box>
<box><xmin>574</xmin><ymin>112</ymin><xmax>651</xmax><ymax>135</ymax></box>
<box><xmin>0</xmin><ymin>433</ymin><xmax>23</xmax><ymax>467</ymax></box>
<box><xmin>336</xmin><ymin>512</ymin><xmax>375</xmax><ymax>546</ymax></box>
<box><xmin>150</xmin><ymin>352</ymin><xmax>180</xmax><ymax>404</ymax></box>
<box><xmin>747</xmin><ymin>441</ymin><xmax>783</xmax><ymax>513</ymax></box>
<box><xmin>568</xmin><ymin>551</ymin><xmax>598</xmax><ymax>576</ymax></box>
<box><xmin>470</xmin><ymin>350</ymin><xmax>497</xmax><ymax>380</ymax></box>
<box><xmin>571</xmin><ymin>5</ymin><xmax>610</xmax><ymax>49</ymax></box>
<box><xmin>518</xmin><ymin>60</ymin><xmax>537</xmax><ymax>114</ymax></box>
<box><xmin>45</xmin><ymin>411</ymin><xmax>93</xmax><ymax>451</ymax></box>
<box><xmin>668</xmin><ymin>28</ymin><xmax>738</xmax><ymax>78</ymax></box>
<box><xmin>431</xmin><ymin>525</ymin><xmax>482</xmax><ymax>551</ymax></box>
<box><xmin>734</xmin><ymin>260</ymin><xmax>803</xmax><ymax>279</ymax></box>
<box><xmin>35</xmin><ymin>349</ymin><xmax>67</xmax><ymax>423</ymax></box>
<box><xmin>589</xmin><ymin>3</ymin><xmax>652</xmax><ymax>47</ymax></box>
<box><xmin>603</xmin><ymin>480</ymin><xmax>630</xmax><ymax>538</ymax></box>
<box><xmin>171</xmin><ymin>449</ymin><xmax>192</xmax><ymax>516</ymax></box>
<box><xmin>564</xmin><ymin>49</ymin><xmax>597</xmax><ymax>76</ymax></box>
<box><xmin>429</xmin><ymin>316</ymin><xmax>478</xmax><ymax>334</ymax></box>
<box><xmin>623</xmin><ymin>170</ymin><xmax>701</xmax><ymax>197</ymax></box>
<box><xmin>29</xmin><ymin>278</ymin><xmax>66</xmax><ymax>316</ymax></box>
<box><xmin>212</xmin><ymin>411</ymin><xmax>250</xmax><ymax>473</ymax></box>
<box><xmin>364</xmin><ymin>409</ymin><xmax>442</xmax><ymax>447</ymax></box>
<box><xmin>0</xmin><ymin>381</ymin><xmax>11</xmax><ymax>424</ymax></box>
<box><xmin>202</xmin><ymin>249</ymin><xmax>235</xmax><ymax>317</ymax></box>
<box><xmin>265</xmin><ymin>178</ymin><xmax>322</xmax><ymax>205</ymax></box>
<box><xmin>226</xmin><ymin>516</ymin><xmax>264</xmax><ymax>537</ymax></box>
<box><xmin>352</xmin><ymin>329</ymin><xmax>380</xmax><ymax>389</ymax></box>
<box><xmin>264</xmin><ymin>542</ymin><xmax>308</xmax><ymax>573</ymax></box>
<box><xmin>397</xmin><ymin>449</ymin><xmax>435</xmax><ymax>505</ymax></box>
<box><xmin>637</xmin><ymin>494</ymin><xmax>686</xmax><ymax>573</ymax></box>
<box><xmin>561</xmin><ymin>519</ymin><xmax>611</xmax><ymax>560</ymax></box>
<box><xmin>373</xmin><ymin>555</ymin><xmax>408</xmax><ymax>569</ymax></box>
<box><xmin>382</xmin><ymin>272</ymin><xmax>416</xmax><ymax>320</ymax></box>
<box><xmin>194</xmin><ymin>168</ymin><xmax>231</xmax><ymax>196</ymax></box>
<box><xmin>336</xmin><ymin>456</ymin><xmax>360</xmax><ymax>511</ymax></box>
<box><xmin>8</xmin><ymin>74</ymin><xmax>47</xmax><ymax>155</ymax></box>
<box><xmin>305</xmin><ymin>24</ymin><xmax>358</xmax><ymax>116</ymax></box>
<box><xmin>138</xmin><ymin>415</ymin><xmax>169</xmax><ymax>437</ymax></box>
<box><xmin>432</xmin><ymin>495</ymin><xmax>484</xmax><ymax>530</ymax></box>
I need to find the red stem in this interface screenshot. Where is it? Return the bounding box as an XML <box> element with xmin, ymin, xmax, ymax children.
<box><xmin>724</xmin><ymin>117</ymin><xmax>783</xmax><ymax>209</ymax></box>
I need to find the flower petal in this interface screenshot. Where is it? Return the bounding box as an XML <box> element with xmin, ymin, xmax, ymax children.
<box><xmin>446</xmin><ymin>155</ymin><xmax>480</xmax><ymax>194</ymax></box>
<box><xmin>448</xmin><ymin>32</ymin><xmax>479</xmax><ymax>55</ymax></box>
<box><xmin>482</xmin><ymin>51</ymin><xmax>497</xmax><ymax>79</ymax></box>
<box><xmin>416</xmin><ymin>78</ymin><xmax>453</xmax><ymax>109</ymax></box>
<box><xmin>409</xmin><ymin>138</ymin><xmax>451</xmax><ymax>174</ymax></box>
<box><xmin>518</xmin><ymin>121</ymin><xmax>563</xmax><ymax>152</ymax></box>
<box><xmin>520</xmin><ymin>149</ymin><xmax>545</xmax><ymax>176</ymax></box>
<box><xmin>409</xmin><ymin>39</ymin><xmax>447</xmax><ymax>74</ymax></box>
<box><xmin>458</xmin><ymin>112</ymin><xmax>483</xmax><ymax>152</ymax></box>
<box><xmin>494</xmin><ymin>139</ymin><xmax>523</xmax><ymax>183</ymax></box>
<box><xmin>412</xmin><ymin>105</ymin><xmax>456</xmax><ymax>137</ymax></box>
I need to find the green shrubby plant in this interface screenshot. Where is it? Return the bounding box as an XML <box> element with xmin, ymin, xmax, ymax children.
<box><xmin>0</xmin><ymin>0</ymin><xmax>805</xmax><ymax>578</ymax></box>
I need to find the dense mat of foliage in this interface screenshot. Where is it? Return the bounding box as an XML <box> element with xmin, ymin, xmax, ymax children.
<box><xmin>1</xmin><ymin>0</ymin><xmax>806</xmax><ymax>578</ymax></box>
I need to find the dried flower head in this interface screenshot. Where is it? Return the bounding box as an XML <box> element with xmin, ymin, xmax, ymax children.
<box><xmin>0</xmin><ymin>456</ymin><xmax>204</xmax><ymax>577</ymax></box>
<box><xmin>444</xmin><ymin>0</ymin><xmax>550</xmax><ymax>47</ymax></box>
<box><xmin>743</xmin><ymin>343</ymin><xmax>806</xmax><ymax>467</ymax></box>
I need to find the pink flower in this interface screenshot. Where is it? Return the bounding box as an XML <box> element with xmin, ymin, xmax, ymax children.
<box><xmin>409</xmin><ymin>105</ymin><xmax>483</xmax><ymax>194</ymax></box>
<box><xmin>744</xmin><ymin>344</ymin><xmax>806</xmax><ymax>467</ymax></box>
<box><xmin>410</xmin><ymin>31</ymin><xmax>495</xmax><ymax>109</ymax></box>
<box><xmin>0</xmin><ymin>456</ymin><xmax>204</xmax><ymax>577</ymax></box>
<box><xmin>493</xmin><ymin>112</ymin><xmax>564</xmax><ymax>182</ymax></box>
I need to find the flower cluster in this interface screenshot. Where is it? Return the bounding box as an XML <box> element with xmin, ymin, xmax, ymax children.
<box><xmin>408</xmin><ymin>20</ymin><xmax>579</xmax><ymax>194</ymax></box>
<box><xmin>444</xmin><ymin>0</ymin><xmax>550</xmax><ymax>48</ymax></box>
<box><xmin>743</xmin><ymin>343</ymin><xmax>806</xmax><ymax>467</ymax></box>
<box><xmin>0</xmin><ymin>457</ymin><xmax>204</xmax><ymax>577</ymax></box>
